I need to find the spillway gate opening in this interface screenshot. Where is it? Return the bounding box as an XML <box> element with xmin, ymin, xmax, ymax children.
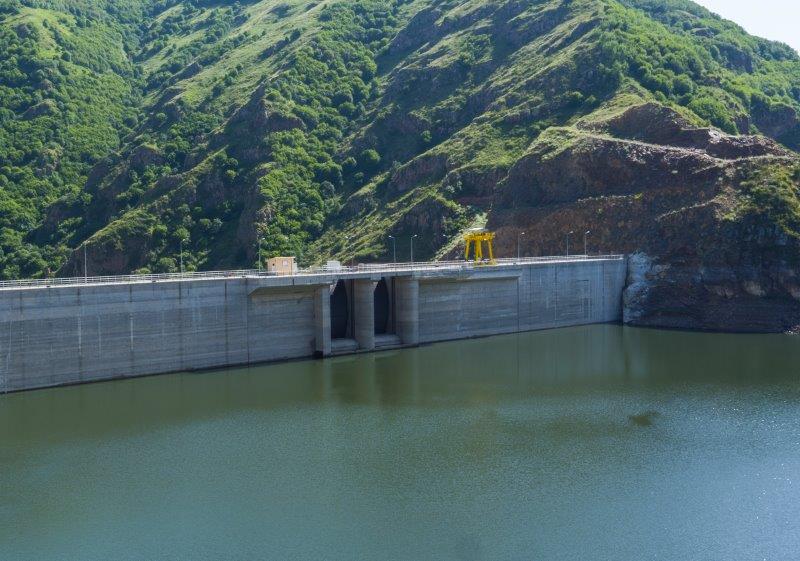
<box><xmin>330</xmin><ymin>280</ymin><xmax>350</xmax><ymax>340</ymax></box>
<box><xmin>374</xmin><ymin>278</ymin><xmax>391</xmax><ymax>335</ymax></box>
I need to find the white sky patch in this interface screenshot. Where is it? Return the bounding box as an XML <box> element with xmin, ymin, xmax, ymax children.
<box><xmin>693</xmin><ymin>0</ymin><xmax>800</xmax><ymax>53</ymax></box>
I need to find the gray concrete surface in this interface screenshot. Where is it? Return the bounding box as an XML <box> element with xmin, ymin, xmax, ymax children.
<box><xmin>313</xmin><ymin>286</ymin><xmax>331</xmax><ymax>357</ymax></box>
<box><xmin>395</xmin><ymin>277</ymin><xmax>420</xmax><ymax>346</ymax></box>
<box><xmin>353</xmin><ymin>279</ymin><xmax>376</xmax><ymax>351</ymax></box>
<box><xmin>0</xmin><ymin>257</ymin><xmax>627</xmax><ymax>392</ymax></box>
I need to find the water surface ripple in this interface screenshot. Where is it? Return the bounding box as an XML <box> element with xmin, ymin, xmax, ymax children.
<box><xmin>2</xmin><ymin>325</ymin><xmax>799</xmax><ymax>560</ymax></box>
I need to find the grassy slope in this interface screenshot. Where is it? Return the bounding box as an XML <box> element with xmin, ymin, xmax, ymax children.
<box><xmin>0</xmin><ymin>0</ymin><xmax>799</xmax><ymax>278</ymax></box>
<box><xmin>69</xmin><ymin>0</ymin><xmax>409</xmax><ymax>274</ymax></box>
<box><xmin>309</xmin><ymin>0</ymin><xmax>800</xmax><ymax>262</ymax></box>
<box><xmin>0</xmin><ymin>0</ymin><xmax>144</xmax><ymax>277</ymax></box>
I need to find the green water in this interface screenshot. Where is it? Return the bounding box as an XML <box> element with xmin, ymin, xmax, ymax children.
<box><xmin>2</xmin><ymin>325</ymin><xmax>800</xmax><ymax>561</ymax></box>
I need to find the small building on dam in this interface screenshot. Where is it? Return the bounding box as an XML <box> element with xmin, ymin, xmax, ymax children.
<box><xmin>0</xmin><ymin>256</ymin><xmax>627</xmax><ymax>392</ymax></box>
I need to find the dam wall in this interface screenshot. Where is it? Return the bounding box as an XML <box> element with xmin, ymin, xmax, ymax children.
<box><xmin>0</xmin><ymin>257</ymin><xmax>627</xmax><ymax>392</ymax></box>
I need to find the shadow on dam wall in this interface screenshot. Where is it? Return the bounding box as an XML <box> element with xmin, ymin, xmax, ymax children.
<box><xmin>3</xmin><ymin>323</ymin><xmax>798</xmax><ymax>451</ymax></box>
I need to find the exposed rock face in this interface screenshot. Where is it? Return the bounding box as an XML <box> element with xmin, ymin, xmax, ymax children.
<box><xmin>176</xmin><ymin>61</ymin><xmax>202</xmax><ymax>80</ymax></box>
<box><xmin>488</xmin><ymin>104</ymin><xmax>800</xmax><ymax>332</ymax></box>
<box><xmin>385</xmin><ymin>7</ymin><xmax>441</xmax><ymax>56</ymax></box>
<box><xmin>393</xmin><ymin>195</ymin><xmax>464</xmax><ymax>257</ymax></box>
<box><xmin>222</xmin><ymin>86</ymin><xmax>306</xmax><ymax>163</ymax></box>
<box><xmin>386</xmin><ymin>153</ymin><xmax>448</xmax><ymax>195</ymax></box>
<box><xmin>624</xmin><ymin>250</ymin><xmax>800</xmax><ymax>333</ymax></box>
<box><xmin>227</xmin><ymin>88</ymin><xmax>306</xmax><ymax>136</ymax></box>
<box><xmin>752</xmin><ymin>102</ymin><xmax>800</xmax><ymax>150</ymax></box>
<box><xmin>499</xmin><ymin>131</ymin><xmax>723</xmax><ymax>207</ymax></box>
<box><xmin>584</xmin><ymin>102</ymin><xmax>790</xmax><ymax>158</ymax></box>
<box><xmin>622</xmin><ymin>253</ymin><xmax>660</xmax><ymax>325</ymax></box>
<box><xmin>130</xmin><ymin>144</ymin><xmax>165</xmax><ymax>171</ymax></box>
<box><xmin>445</xmin><ymin>166</ymin><xmax>506</xmax><ymax>206</ymax></box>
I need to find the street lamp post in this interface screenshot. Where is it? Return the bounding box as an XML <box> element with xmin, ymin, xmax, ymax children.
<box><xmin>180</xmin><ymin>238</ymin><xmax>186</xmax><ymax>274</ymax></box>
<box><xmin>566</xmin><ymin>231</ymin><xmax>574</xmax><ymax>256</ymax></box>
<box><xmin>388</xmin><ymin>235</ymin><xmax>396</xmax><ymax>264</ymax></box>
<box><xmin>584</xmin><ymin>230</ymin><xmax>591</xmax><ymax>256</ymax></box>
<box><xmin>517</xmin><ymin>231</ymin><xmax>526</xmax><ymax>261</ymax></box>
<box><xmin>410</xmin><ymin>234</ymin><xmax>418</xmax><ymax>265</ymax></box>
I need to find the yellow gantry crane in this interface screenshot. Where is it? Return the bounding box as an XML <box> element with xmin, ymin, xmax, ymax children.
<box><xmin>464</xmin><ymin>228</ymin><xmax>495</xmax><ymax>263</ymax></box>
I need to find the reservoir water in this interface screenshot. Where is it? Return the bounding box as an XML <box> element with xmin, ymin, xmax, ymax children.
<box><xmin>2</xmin><ymin>325</ymin><xmax>800</xmax><ymax>560</ymax></box>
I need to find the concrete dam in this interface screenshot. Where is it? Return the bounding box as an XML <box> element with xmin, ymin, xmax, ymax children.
<box><xmin>0</xmin><ymin>256</ymin><xmax>627</xmax><ymax>392</ymax></box>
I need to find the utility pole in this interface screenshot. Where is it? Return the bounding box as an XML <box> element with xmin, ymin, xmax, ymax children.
<box><xmin>180</xmin><ymin>238</ymin><xmax>186</xmax><ymax>274</ymax></box>
<box><xmin>584</xmin><ymin>230</ymin><xmax>591</xmax><ymax>256</ymax></box>
<box><xmin>566</xmin><ymin>231</ymin><xmax>574</xmax><ymax>256</ymax></box>
<box><xmin>83</xmin><ymin>244</ymin><xmax>88</xmax><ymax>282</ymax></box>
<box><xmin>345</xmin><ymin>235</ymin><xmax>353</xmax><ymax>268</ymax></box>
<box><xmin>257</xmin><ymin>237</ymin><xmax>263</xmax><ymax>271</ymax></box>
<box><xmin>388</xmin><ymin>235</ymin><xmax>396</xmax><ymax>264</ymax></box>
<box><xmin>517</xmin><ymin>231</ymin><xmax>526</xmax><ymax>261</ymax></box>
<box><xmin>410</xmin><ymin>234</ymin><xmax>418</xmax><ymax>265</ymax></box>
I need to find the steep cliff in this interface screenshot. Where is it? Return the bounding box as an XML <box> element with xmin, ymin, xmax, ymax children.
<box><xmin>1</xmin><ymin>0</ymin><xmax>799</xmax><ymax>330</ymax></box>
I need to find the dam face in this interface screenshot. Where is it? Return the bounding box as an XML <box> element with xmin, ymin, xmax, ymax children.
<box><xmin>0</xmin><ymin>257</ymin><xmax>626</xmax><ymax>392</ymax></box>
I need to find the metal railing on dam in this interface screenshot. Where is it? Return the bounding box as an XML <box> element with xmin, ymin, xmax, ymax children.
<box><xmin>0</xmin><ymin>255</ymin><xmax>624</xmax><ymax>290</ymax></box>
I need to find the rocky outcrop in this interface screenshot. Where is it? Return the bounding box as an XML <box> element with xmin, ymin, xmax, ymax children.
<box><xmin>752</xmin><ymin>102</ymin><xmax>800</xmax><ymax>150</ymax></box>
<box><xmin>622</xmin><ymin>253</ymin><xmax>661</xmax><ymax>325</ymax></box>
<box><xmin>488</xmin><ymin>104</ymin><xmax>800</xmax><ymax>332</ymax></box>
<box><xmin>385</xmin><ymin>7</ymin><xmax>441</xmax><ymax>56</ymax></box>
<box><xmin>21</xmin><ymin>99</ymin><xmax>58</xmax><ymax>120</ymax></box>
<box><xmin>130</xmin><ymin>144</ymin><xmax>165</xmax><ymax>171</ymax></box>
<box><xmin>718</xmin><ymin>43</ymin><xmax>754</xmax><ymax>73</ymax></box>
<box><xmin>175</xmin><ymin>61</ymin><xmax>202</xmax><ymax>80</ymax></box>
<box><xmin>152</xmin><ymin>86</ymin><xmax>183</xmax><ymax>112</ymax></box>
<box><xmin>58</xmin><ymin>212</ymin><xmax>157</xmax><ymax>277</ymax></box>
<box><xmin>33</xmin><ymin>146</ymin><xmax>62</xmax><ymax>178</ymax></box>
<box><xmin>226</xmin><ymin>88</ymin><xmax>306</xmax><ymax>137</ymax></box>
<box><xmin>623</xmin><ymin>250</ymin><xmax>800</xmax><ymax>333</ymax></box>
<box><xmin>386</xmin><ymin>153</ymin><xmax>448</xmax><ymax>195</ymax></box>
<box><xmin>499</xmin><ymin>130</ymin><xmax>724</xmax><ymax>208</ymax></box>
<box><xmin>445</xmin><ymin>165</ymin><xmax>506</xmax><ymax>206</ymax></box>
<box><xmin>583</xmin><ymin>103</ymin><xmax>790</xmax><ymax>158</ymax></box>
<box><xmin>219</xmin><ymin>86</ymin><xmax>306</xmax><ymax>163</ymax></box>
<box><xmin>392</xmin><ymin>194</ymin><xmax>464</xmax><ymax>258</ymax></box>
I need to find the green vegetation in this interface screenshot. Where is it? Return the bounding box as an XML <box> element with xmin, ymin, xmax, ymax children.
<box><xmin>597</xmin><ymin>0</ymin><xmax>800</xmax><ymax>136</ymax></box>
<box><xmin>0</xmin><ymin>0</ymin><xmax>798</xmax><ymax>278</ymax></box>
<box><xmin>0</xmin><ymin>1</ymin><xmax>144</xmax><ymax>277</ymax></box>
<box><xmin>738</xmin><ymin>164</ymin><xmax>800</xmax><ymax>238</ymax></box>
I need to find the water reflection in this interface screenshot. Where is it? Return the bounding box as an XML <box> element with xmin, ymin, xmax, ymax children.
<box><xmin>2</xmin><ymin>324</ymin><xmax>799</xmax><ymax>449</ymax></box>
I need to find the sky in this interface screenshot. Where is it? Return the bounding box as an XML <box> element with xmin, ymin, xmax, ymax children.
<box><xmin>693</xmin><ymin>0</ymin><xmax>800</xmax><ymax>53</ymax></box>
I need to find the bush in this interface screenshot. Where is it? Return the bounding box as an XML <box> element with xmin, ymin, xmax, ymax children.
<box><xmin>342</xmin><ymin>156</ymin><xmax>357</xmax><ymax>170</ymax></box>
<box><xmin>155</xmin><ymin>257</ymin><xmax>177</xmax><ymax>273</ymax></box>
<box><xmin>688</xmin><ymin>96</ymin><xmax>738</xmax><ymax>133</ymax></box>
<box><xmin>358</xmin><ymin>148</ymin><xmax>380</xmax><ymax>170</ymax></box>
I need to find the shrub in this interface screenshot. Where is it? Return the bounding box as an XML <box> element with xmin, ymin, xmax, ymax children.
<box><xmin>358</xmin><ymin>148</ymin><xmax>380</xmax><ymax>170</ymax></box>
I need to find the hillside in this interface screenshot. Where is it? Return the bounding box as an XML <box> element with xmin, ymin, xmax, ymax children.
<box><xmin>1</xmin><ymin>0</ymin><xmax>799</xmax><ymax>330</ymax></box>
